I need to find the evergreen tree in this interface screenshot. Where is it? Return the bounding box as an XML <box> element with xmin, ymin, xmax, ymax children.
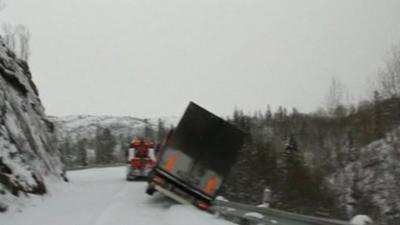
<box><xmin>264</xmin><ymin>105</ymin><xmax>273</xmax><ymax>125</ymax></box>
<box><xmin>102</xmin><ymin>128</ymin><xmax>115</xmax><ymax>163</ymax></box>
<box><xmin>143</xmin><ymin>119</ymin><xmax>156</xmax><ymax>139</ymax></box>
<box><xmin>372</xmin><ymin>90</ymin><xmax>384</xmax><ymax>139</ymax></box>
<box><xmin>77</xmin><ymin>138</ymin><xmax>88</xmax><ymax>166</ymax></box>
<box><xmin>95</xmin><ymin>127</ymin><xmax>116</xmax><ymax>164</ymax></box>
<box><xmin>157</xmin><ymin>119</ymin><xmax>167</xmax><ymax>142</ymax></box>
<box><xmin>61</xmin><ymin>138</ymin><xmax>73</xmax><ymax>166</ymax></box>
<box><xmin>95</xmin><ymin>127</ymin><xmax>103</xmax><ymax>164</ymax></box>
<box><xmin>275</xmin><ymin>135</ymin><xmax>309</xmax><ymax>211</ymax></box>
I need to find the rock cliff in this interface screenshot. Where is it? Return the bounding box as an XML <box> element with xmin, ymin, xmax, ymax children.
<box><xmin>0</xmin><ymin>38</ymin><xmax>63</xmax><ymax>211</ymax></box>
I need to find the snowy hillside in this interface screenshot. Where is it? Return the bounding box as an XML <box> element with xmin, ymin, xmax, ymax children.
<box><xmin>0</xmin><ymin>39</ymin><xmax>64</xmax><ymax>212</ymax></box>
<box><xmin>0</xmin><ymin>167</ymin><xmax>234</xmax><ymax>225</ymax></box>
<box><xmin>51</xmin><ymin>115</ymin><xmax>179</xmax><ymax>141</ymax></box>
<box><xmin>50</xmin><ymin>115</ymin><xmax>149</xmax><ymax>141</ymax></box>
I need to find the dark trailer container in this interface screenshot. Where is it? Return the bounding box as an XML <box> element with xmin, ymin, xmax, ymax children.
<box><xmin>146</xmin><ymin>102</ymin><xmax>245</xmax><ymax>209</ymax></box>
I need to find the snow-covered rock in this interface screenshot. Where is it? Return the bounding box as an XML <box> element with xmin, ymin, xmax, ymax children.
<box><xmin>0</xmin><ymin>38</ymin><xmax>64</xmax><ymax>212</ymax></box>
<box><xmin>332</xmin><ymin>128</ymin><xmax>400</xmax><ymax>225</ymax></box>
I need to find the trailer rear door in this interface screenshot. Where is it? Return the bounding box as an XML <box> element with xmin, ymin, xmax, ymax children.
<box><xmin>157</xmin><ymin>102</ymin><xmax>245</xmax><ymax>198</ymax></box>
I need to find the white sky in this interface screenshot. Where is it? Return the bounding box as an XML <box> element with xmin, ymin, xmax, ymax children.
<box><xmin>1</xmin><ymin>0</ymin><xmax>400</xmax><ymax>118</ymax></box>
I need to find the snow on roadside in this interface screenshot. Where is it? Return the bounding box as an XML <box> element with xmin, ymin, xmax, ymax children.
<box><xmin>350</xmin><ymin>215</ymin><xmax>373</xmax><ymax>225</ymax></box>
<box><xmin>244</xmin><ymin>212</ymin><xmax>264</xmax><ymax>219</ymax></box>
<box><xmin>0</xmin><ymin>167</ymin><xmax>235</xmax><ymax>225</ymax></box>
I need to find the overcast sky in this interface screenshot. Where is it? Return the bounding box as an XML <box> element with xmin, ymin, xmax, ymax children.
<box><xmin>1</xmin><ymin>0</ymin><xmax>400</xmax><ymax>118</ymax></box>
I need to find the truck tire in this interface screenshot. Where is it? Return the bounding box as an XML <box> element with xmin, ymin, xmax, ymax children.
<box><xmin>146</xmin><ymin>185</ymin><xmax>156</xmax><ymax>195</ymax></box>
<box><xmin>126</xmin><ymin>175</ymin><xmax>136</xmax><ymax>181</ymax></box>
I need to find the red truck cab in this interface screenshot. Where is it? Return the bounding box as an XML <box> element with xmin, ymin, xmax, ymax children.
<box><xmin>126</xmin><ymin>138</ymin><xmax>156</xmax><ymax>181</ymax></box>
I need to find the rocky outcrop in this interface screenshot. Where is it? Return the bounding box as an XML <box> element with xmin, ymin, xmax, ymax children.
<box><xmin>331</xmin><ymin>129</ymin><xmax>400</xmax><ymax>225</ymax></box>
<box><xmin>0</xmin><ymin>38</ymin><xmax>63</xmax><ymax>211</ymax></box>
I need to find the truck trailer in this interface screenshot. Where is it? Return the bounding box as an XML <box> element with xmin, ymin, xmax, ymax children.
<box><xmin>146</xmin><ymin>102</ymin><xmax>245</xmax><ymax>210</ymax></box>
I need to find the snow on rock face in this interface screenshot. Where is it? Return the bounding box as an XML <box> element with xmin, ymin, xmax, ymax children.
<box><xmin>332</xmin><ymin>128</ymin><xmax>400</xmax><ymax>225</ymax></box>
<box><xmin>0</xmin><ymin>38</ymin><xmax>63</xmax><ymax>212</ymax></box>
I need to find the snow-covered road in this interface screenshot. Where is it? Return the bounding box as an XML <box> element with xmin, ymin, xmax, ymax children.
<box><xmin>1</xmin><ymin>167</ymin><xmax>234</xmax><ymax>225</ymax></box>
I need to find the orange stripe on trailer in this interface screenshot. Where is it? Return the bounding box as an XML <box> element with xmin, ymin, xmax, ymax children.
<box><xmin>164</xmin><ymin>155</ymin><xmax>177</xmax><ymax>172</ymax></box>
<box><xmin>203</xmin><ymin>176</ymin><xmax>217</xmax><ymax>194</ymax></box>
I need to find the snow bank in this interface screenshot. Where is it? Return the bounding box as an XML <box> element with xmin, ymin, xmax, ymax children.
<box><xmin>244</xmin><ymin>212</ymin><xmax>264</xmax><ymax>219</ymax></box>
<box><xmin>350</xmin><ymin>215</ymin><xmax>373</xmax><ymax>225</ymax></box>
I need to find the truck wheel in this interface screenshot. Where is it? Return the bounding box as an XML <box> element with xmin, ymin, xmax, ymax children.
<box><xmin>126</xmin><ymin>175</ymin><xmax>136</xmax><ymax>181</ymax></box>
<box><xmin>146</xmin><ymin>185</ymin><xmax>156</xmax><ymax>195</ymax></box>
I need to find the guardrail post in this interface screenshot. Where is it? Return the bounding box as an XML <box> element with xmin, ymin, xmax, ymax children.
<box><xmin>261</xmin><ymin>188</ymin><xmax>271</xmax><ymax>207</ymax></box>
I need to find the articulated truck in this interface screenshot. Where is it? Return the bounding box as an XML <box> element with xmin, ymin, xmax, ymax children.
<box><xmin>146</xmin><ymin>102</ymin><xmax>245</xmax><ymax>210</ymax></box>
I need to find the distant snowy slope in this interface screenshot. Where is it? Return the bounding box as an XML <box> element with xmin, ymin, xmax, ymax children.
<box><xmin>50</xmin><ymin>115</ymin><xmax>179</xmax><ymax>167</ymax></box>
<box><xmin>0</xmin><ymin>39</ymin><xmax>64</xmax><ymax>211</ymax></box>
<box><xmin>51</xmin><ymin>115</ymin><xmax>179</xmax><ymax>140</ymax></box>
<box><xmin>148</xmin><ymin>116</ymin><xmax>180</xmax><ymax>130</ymax></box>
<box><xmin>50</xmin><ymin>115</ymin><xmax>148</xmax><ymax>140</ymax></box>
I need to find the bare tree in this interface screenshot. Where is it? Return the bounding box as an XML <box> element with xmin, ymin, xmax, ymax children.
<box><xmin>2</xmin><ymin>23</ymin><xmax>16</xmax><ymax>52</ymax></box>
<box><xmin>325</xmin><ymin>77</ymin><xmax>346</xmax><ymax>117</ymax></box>
<box><xmin>15</xmin><ymin>25</ymin><xmax>30</xmax><ymax>61</ymax></box>
<box><xmin>378</xmin><ymin>45</ymin><xmax>400</xmax><ymax>98</ymax></box>
<box><xmin>0</xmin><ymin>2</ymin><xmax>31</xmax><ymax>62</ymax></box>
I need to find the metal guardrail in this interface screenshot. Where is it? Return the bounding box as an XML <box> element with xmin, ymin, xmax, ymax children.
<box><xmin>211</xmin><ymin>200</ymin><xmax>352</xmax><ymax>225</ymax></box>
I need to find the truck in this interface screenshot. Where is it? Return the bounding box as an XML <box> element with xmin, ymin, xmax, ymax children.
<box><xmin>126</xmin><ymin>138</ymin><xmax>156</xmax><ymax>181</ymax></box>
<box><xmin>146</xmin><ymin>102</ymin><xmax>245</xmax><ymax>210</ymax></box>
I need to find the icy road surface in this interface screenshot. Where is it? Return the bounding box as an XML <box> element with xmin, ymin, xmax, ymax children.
<box><xmin>1</xmin><ymin>167</ymin><xmax>234</xmax><ymax>225</ymax></box>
